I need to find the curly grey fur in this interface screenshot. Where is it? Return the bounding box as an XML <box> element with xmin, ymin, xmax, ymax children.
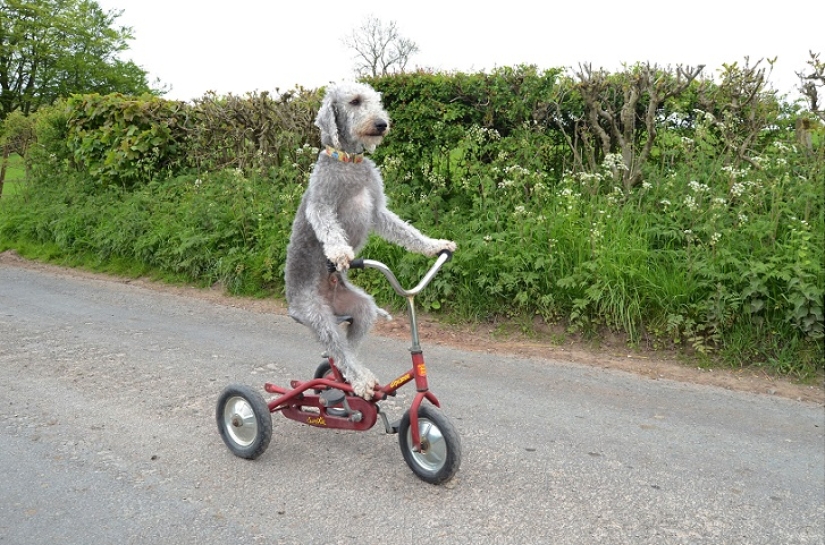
<box><xmin>284</xmin><ymin>82</ymin><xmax>456</xmax><ymax>399</ymax></box>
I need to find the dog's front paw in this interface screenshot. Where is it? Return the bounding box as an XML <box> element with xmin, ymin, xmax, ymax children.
<box><xmin>424</xmin><ymin>239</ymin><xmax>457</xmax><ymax>257</ymax></box>
<box><xmin>326</xmin><ymin>245</ymin><xmax>355</xmax><ymax>271</ymax></box>
<box><xmin>349</xmin><ymin>367</ymin><xmax>380</xmax><ymax>400</ymax></box>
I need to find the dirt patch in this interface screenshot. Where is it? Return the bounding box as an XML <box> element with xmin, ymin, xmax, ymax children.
<box><xmin>3</xmin><ymin>249</ymin><xmax>822</xmax><ymax>405</ymax></box>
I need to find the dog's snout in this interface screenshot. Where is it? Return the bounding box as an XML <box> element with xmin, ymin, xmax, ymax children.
<box><xmin>374</xmin><ymin>120</ymin><xmax>388</xmax><ymax>134</ymax></box>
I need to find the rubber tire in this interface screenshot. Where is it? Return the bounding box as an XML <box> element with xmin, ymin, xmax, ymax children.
<box><xmin>216</xmin><ymin>384</ymin><xmax>272</xmax><ymax>460</ymax></box>
<box><xmin>398</xmin><ymin>404</ymin><xmax>461</xmax><ymax>485</ymax></box>
<box><xmin>313</xmin><ymin>360</ymin><xmax>334</xmax><ymax>393</ymax></box>
<box><xmin>314</xmin><ymin>360</ymin><xmax>334</xmax><ymax>380</ymax></box>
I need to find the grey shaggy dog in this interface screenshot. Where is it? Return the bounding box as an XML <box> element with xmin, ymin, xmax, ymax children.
<box><xmin>285</xmin><ymin>81</ymin><xmax>456</xmax><ymax>400</ymax></box>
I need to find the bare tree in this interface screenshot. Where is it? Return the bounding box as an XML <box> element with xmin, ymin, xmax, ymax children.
<box><xmin>697</xmin><ymin>57</ymin><xmax>782</xmax><ymax>167</ymax></box>
<box><xmin>797</xmin><ymin>51</ymin><xmax>824</xmax><ymax>122</ymax></box>
<box><xmin>342</xmin><ymin>16</ymin><xmax>419</xmax><ymax>78</ymax></box>
<box><xmin>557</xmin><ymin>63</ymin><xmax>704</xmax><ymax>190</ymax></box>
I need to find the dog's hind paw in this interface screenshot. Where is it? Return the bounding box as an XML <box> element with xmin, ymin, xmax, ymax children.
<box><xmin>377</xmin><ymin>308</ymin><xmax>393</xmax><ymax>321</ymax></box>
<box><xmin>350</xmin><ymin>368</ymin><xmax>380</xmax><ymax>400</ymax></box>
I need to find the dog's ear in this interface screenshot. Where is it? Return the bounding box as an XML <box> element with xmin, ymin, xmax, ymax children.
<box><xmin>315</xmin><ymin>92</ymin><xmax>340</xmax><ymax>148</ymax></box>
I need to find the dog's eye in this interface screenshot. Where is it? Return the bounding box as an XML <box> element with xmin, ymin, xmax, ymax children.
<box><xmin>349</xmin><ymin>97</ymin><xmax>362</xmax><ymax>106</ymax></box>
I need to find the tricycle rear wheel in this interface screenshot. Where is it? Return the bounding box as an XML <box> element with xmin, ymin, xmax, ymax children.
<box><xmin>216</xmin><ymin>384</ymin><xmax>272</xmax><ymax>460</ymax></box>
<box><xmin>314</xmin><ymin>360</ymin><xmax>335</xmax><ymax>388</ymax></box>
<box><xmin>398</xmin><ymin>404</ymin><xmax>461</xmax><ymax>484</ymax></box>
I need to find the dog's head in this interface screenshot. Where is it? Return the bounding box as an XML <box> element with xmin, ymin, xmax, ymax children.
<box><xmin>315</xmin><ymin>82</ymin><xmax>390</xmax><ymax>154</ymax></box>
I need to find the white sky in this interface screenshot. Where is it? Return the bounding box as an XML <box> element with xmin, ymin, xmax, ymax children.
<box><xmin>96</xmin><ymin>0</ymin><xmax>823</xmax><ymax>102</ymax></box>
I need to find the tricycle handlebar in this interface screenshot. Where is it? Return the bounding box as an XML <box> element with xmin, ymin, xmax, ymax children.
<box><xmin>351</xmin><ymin>250</ymin><xmax>452</xmax><ymax>298</ymax></box>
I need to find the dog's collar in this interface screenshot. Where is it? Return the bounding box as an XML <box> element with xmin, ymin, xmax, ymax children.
<box><xmin>324</xmin><ymin>146</ymin><xmax>364</xmax><ymax>164</ymax></box>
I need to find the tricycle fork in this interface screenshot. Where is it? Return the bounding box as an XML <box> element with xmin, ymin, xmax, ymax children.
<box><xmin>407</xmin><ymin>351</ymin><xmax>441</xmax><ymax>452</ymax></box>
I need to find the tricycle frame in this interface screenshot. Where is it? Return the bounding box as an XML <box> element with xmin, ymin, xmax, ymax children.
<box><xmin>217</xmin><ymin>251</ymin><xmax>461</xmax><ymax>484</ymax></box>
<box><xmin>261</xmin><ymin>251</ymin><xmax>452</xmax><ymax>451</ymax></box>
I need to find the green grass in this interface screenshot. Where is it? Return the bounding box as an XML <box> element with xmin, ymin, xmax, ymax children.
<box><xmin>1</xmin><ymin>153</ymin><xmax>25</xmax><ymax>196</ymax></box>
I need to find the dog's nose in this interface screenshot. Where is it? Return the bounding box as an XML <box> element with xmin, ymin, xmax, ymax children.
<box><xmin>374</xmin><ymin>120</ymin><xmax>388</xmax><ymax>134</ymax></box>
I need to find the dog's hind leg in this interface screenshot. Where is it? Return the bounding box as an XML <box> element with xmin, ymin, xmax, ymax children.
<box><xmin>291</xmin><ymin>287</ymin><xmax>379</xmax><ymax>400</ymax></box>
<box><xmin>329</xmin><ymin>279</ymin><xmax>381</xmax><ymax>398</ymax></box>
<box><xmin>331</xmin><ymin>280</ymin><xmax>378</xmax><ymax>351</ymax></box>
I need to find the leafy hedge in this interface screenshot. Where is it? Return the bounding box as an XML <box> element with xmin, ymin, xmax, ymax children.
<box><xmin>66</xmin><ymin>94</ymin><xmax>188</xmax><ymax>188</ymax></box>
<box><xmin>62</xmin><ymin>88</ymin><xmax>322</xmax><ymax>189</ymax></box>
<box><xmin>1</xmin><ymin>65</ymin><xmax>822</xmax><ymax>377</ymax></box>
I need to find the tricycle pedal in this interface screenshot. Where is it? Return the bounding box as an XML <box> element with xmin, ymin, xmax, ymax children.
<box><xmin>379</xmin><ymin>411</ymin><xmax>400</xmax><ymax>435</ymax></box>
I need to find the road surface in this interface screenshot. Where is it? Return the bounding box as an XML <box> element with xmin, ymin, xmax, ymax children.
<box><xmin>1</xmin><ymin>260</ymin><xmax>823</xmax><ymax>544</ymax></box>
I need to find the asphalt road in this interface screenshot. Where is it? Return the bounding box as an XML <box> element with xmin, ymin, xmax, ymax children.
<box><xmin>1</xmin><ymin>261</ymin><xmax>823</xmax><ymax>545</ymax></box>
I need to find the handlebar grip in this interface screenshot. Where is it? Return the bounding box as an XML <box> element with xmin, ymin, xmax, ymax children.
<box><xmin>438</xmin><ymin>249</ymin><xmax>453</xmax><ymax>261</ymax></box>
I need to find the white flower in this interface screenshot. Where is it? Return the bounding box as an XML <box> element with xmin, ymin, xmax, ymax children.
<box><xmin>721</xmin><ymin>165</ymin><xmax>749</xmax><ymax>179</ymax></box>
<box><xmin>688</xmin><ymin>180</ymin><xmax>709</xmax><ymax>193</ymax></box>
<box><xmin>730</xmin><ymin>182</ymin><xmax>745</xmax><ymax>197</ymax></box>
<box><xmin>504</xmin><ymin>165</ymin><xmax>530</xmax><ymax>176</ymax></box>
<box><xmin>602</xmin><ymin>153</ymin><xmax>628</xmax><ymax>171</ymax></box>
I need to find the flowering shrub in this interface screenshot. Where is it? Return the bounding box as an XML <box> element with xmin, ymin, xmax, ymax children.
<box><xmin>2</xmin><ymin>66</ymin><xmax>822</xmax><ymax>376</ymax></box>
<box><xmin>367</xmin><ymin>75</ymin><xmax>822</xmax><ymax>375</ymax></box>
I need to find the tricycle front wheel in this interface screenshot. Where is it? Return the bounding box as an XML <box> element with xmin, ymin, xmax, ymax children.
<box><xmin>216</xmin><ymin>384</ymin><xmax>272</xmax><ymax>460</ymax></box>
<box><xmin>398</xmin><ymin>405</ymin><xmax>461</xmax><ymax>484</ymax></box>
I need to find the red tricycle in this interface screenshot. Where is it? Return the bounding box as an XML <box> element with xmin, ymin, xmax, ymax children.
<box><xmin>216</xmin><ymin>251</ymin><xmax>461</xmax><ymax>485</ymax></box>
